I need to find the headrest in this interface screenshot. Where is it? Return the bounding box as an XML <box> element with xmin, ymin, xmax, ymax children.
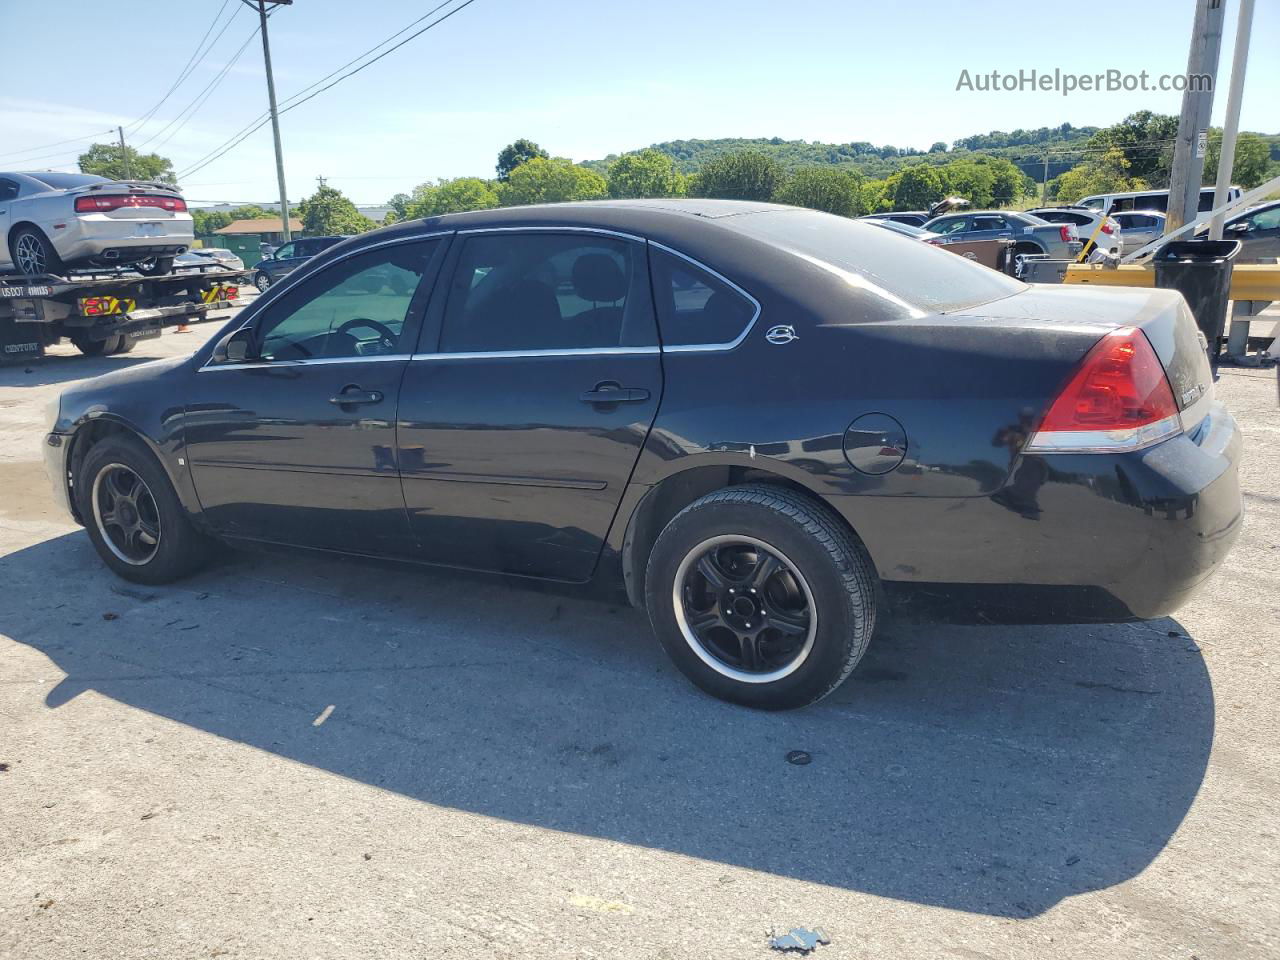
<box><xmin>571</xmin><ymin>253</ymin><xmax>626</xmax><ymax>303</ymax></box>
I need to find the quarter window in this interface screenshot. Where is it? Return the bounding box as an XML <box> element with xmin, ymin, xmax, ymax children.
<box><xmin>439</xmin><ymin>233</ymin><xmax>654</xmax><ymax>353</ymax></box>
<box><xmin>254</xmin><ymin>240</ymin><xmax>438</xmax><ymax>361</ymax></box>
<box><xmin>650</xmin><ymin>249</ymin><xmax>756</xmax><ymax>347</ymax></box>
<box><xmin>0</xmin><ymin>179</ymin><xmax>18</xmax><ymax>202</ymax></box>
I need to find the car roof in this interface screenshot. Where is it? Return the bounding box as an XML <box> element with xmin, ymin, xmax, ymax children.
<box><xmin>344</xmin><ymin>199</ymin><xmax>803</xmax><ymax>258</ymax></box>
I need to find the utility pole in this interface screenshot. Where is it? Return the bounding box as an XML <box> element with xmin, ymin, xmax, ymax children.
<box><xmin>316</xmin><ymin>175</ymin><xmax>327</xmax><ymax>189</ymax></box>
<box><xmin>243</xmin><ymin>0</ymin><xmax>294</xmax><ymax>242</ymax></box>
<box><xmin>1165</xmin><ymin>0</ymin><xmax>1225</xmax><ymax>234</ymax></box>
<box><xmin>1210</xmin><ymin>0</ymin><xmax>1255</xmax><ymax>240</ymax></box>
<box><xmin>117</xmin><ymin>126</ymin><xmax>132</xmax><ymax>180</ymax></box>
<box><xmin>1041</xmin><ymin>152</ymin><xmax>1049</xmax><ymax>206</ymax></box>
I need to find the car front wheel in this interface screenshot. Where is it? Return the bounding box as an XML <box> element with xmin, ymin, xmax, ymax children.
<box><xmin>78</xmin><ymin>434</ymin><xmax>212</xmax><ymax>584</ymax></box>
<box><xmin>254</xmin><ymin>272</ymin><xmax>270</xmax><ymax>292</ymax></box>
<box><xmin>645</xmin><ymin>484</ymin><xmax>878</xmax><ymax>710</ymax></box>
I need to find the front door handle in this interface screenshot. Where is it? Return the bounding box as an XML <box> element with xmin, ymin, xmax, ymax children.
<box><xmin>329</xmin><ymin>384</ymin><xmax>384</xmax><ymax>406</ymax></box>
<box><xmin>580</xmin><ymin>382</ymin><xmax>650</xmax><ymax>405</ymax></box>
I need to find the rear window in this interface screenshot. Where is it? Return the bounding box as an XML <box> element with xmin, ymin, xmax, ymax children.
<box><xmin>727</xmin><ymin>209</ymin><xmax>1024</xmax><ymax>315</ymax></box>
<box><xmin>28</xmin><ymin>172</ymin><xmax>110</xmax><ymax>189</ymax></box>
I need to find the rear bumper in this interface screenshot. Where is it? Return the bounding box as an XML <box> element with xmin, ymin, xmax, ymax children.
<box><xmin>841</xmin><ymin>401</ymin><xmax>1243</xmax><ymax>621</ymax></box>
<box><xmin>52</xmin><ymin>214</ymin><xmax>194</xmax><ymax>264</ymax></box>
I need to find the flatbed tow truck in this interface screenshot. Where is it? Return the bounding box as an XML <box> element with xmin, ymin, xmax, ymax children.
<box><xmin>0</xmin><ymin>263</ymin><xmax>250</xmax><ymax>363</ymax></box>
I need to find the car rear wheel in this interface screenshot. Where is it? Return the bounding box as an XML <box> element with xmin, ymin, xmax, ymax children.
<box><xmin>11</xmin><ymin>226</ymin><xmax>63</xmax><ymax>277</ymax></box>
<box><xmin>254</xmin><ymin>272</ymin><xmax>271</xmax><ymax>292</ymax></box>
<box><xmin>79</xmin><ymin>434</ymin><xmax>212</xmax><ymax>584</ymax></box>
<box><xmin>645</xmin><ymin>484</ymin><xmax>877</xmax><ymax>710</ymax></box>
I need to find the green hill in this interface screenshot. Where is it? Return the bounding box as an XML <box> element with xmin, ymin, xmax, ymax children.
<box><xmin>580</xmin><ymin>124</ymin><xmax>1103</xmax><ymax>185</ymax></box>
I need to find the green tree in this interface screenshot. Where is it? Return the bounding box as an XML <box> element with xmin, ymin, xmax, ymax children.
<box><xmin>1085</xmin><ymin>110</ymin><xmax>1179</xmax><ymax>186</ymax></box>
<box><xmin>386</xmin><ymin>192</ymin><xmax>413</xmax><ymax>220</ymax></box>
<box><xmin>606</xmin><ymin>149</ymin><xmax>686</xmax><ymax>198</ymax></box>
<box><xmin>1205</xmin><ymin>131</ymin><xmax>1273</xmax><ymax>189</ymax></box>
<box><xmin>496</xmin><ymin>138</ymin><xmax>549</xmax><ymax>182</ymax></box>
<box><xmin>499</xmin><ymin>157</ymin><xmax>607</xmax><ymax>206</ymax></box>
<box><xmin>405</xmin><ymin>177</ymin><xmax>501</xmax><ymax>217</ymax></box>
<box><xmin>297</xmin><ymin>185</ymin><xmax>375</xmax><ymax>235</ymax></box>
<box><xmin>78</xmin><ymin>142</ymin><xmax>177</xmax><ymax>184</ymax></box>
<box><xmin>928</xmin><ymin>141</ymin><xmax>948</xmax><ymax>153</ymax></box>
<box><xmin>1050</xmin><ymin>149</ymin><xmax>1147</xmax><ymax>203</ymax></box>
<box><xmin>772</xmin><ymin>166</ymin><xmax>863</xmax><ymax>216</ymax></box>
<box><xmin>886</xmin><ymin>163</ymin><xmax>943</xmax><ymax>210</ymax></box>
<box><xmin>692</xmin><ymin>149</ymin><xmax>785</xmax><ymax>201</ymax></box>
<box><xmin>859</xmin><ymin>178</ymin><xmax>891</xmax><ymax>213</ymax></box>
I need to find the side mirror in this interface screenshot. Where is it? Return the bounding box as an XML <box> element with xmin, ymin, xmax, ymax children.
<box><xmin>1227</xmin><ymin>221</ymin><xmax>1249</xmax><ymax>233</ymax></box>
<box><xmin>214</xmin><ymin>327</ymin><xmax>256</xmax><ymax>363</ymax></box>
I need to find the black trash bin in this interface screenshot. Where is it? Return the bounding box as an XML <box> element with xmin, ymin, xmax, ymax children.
<box><xmin>1153</xmin><ymin>239</ymin><xmax>1241</xmax><ymax>365</ymax></box>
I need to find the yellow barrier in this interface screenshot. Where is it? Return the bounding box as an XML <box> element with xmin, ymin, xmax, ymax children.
<box><xmin>1063</xmin><ymin>262</ymin><xmax>1280</xmax><ymax>301</ymax></box>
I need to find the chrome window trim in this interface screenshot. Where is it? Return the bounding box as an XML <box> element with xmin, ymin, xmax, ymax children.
<box><xmin>456</xmin><ymin>225</ymin><xmax>646</xmax><ymax>242</ymax></box>
<box><xmin>198</xmin><ymin>353</ymin><xmax>413</xmax><ymax>373</ymax></box>
<box><xmin>412</xmin><ymin>346</ymin><xmax>660</xmax><ymax>361</ymax></box>
<box><xmin>647</xmin><ymin>241</ymin><xmax>762</xmax><ymax>353</ymax></box>
<box><xmin>200</xmin><ymin>231</ymin><xmax>451</xmax><ymax>372</ymax></box>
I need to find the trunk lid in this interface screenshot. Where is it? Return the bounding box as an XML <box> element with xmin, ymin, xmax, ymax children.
<box><xmin>954</xmin><ymin>283</ymin><xmax>1214</xmax><ymax>419</ymax></box>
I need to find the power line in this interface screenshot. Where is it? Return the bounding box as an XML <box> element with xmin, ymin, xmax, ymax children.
<box><xmin>138</xmin><ymin>23</ymin><xmax>263</xmax><ymax>151</ymax></box>
<box><xmin>125</xmin><ymin>0</ymin><xmax>240</xmax><ymax>135</ymax></box>
<box><xmin>177</xmin><ymin>0</ymin><xmax>480</xmax><ymax>180</ymax></box>
<box><xmin>0</xmin><ymin>129</ymin><xmax>117</xmax><ymax>164</ymax></box>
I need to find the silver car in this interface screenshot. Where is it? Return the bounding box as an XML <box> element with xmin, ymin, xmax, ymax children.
<box><xmin>0</xmin><ymin>171</ymin><xmax>194</xmax><ymax>277</ymax></box>
<box><xmin>1112</xmin><ymin>210</ymin><xmax>1167</xmax><ymax>253</ymax></box>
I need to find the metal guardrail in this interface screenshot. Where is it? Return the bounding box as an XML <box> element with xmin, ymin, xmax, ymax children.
<box><xmin>1062</xmin><ymin>262</ymin><xmax>1280</xmax><ymax>301</ymax></box>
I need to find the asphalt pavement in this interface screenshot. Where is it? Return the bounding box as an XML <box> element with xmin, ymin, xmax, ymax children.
<box><xmin>1</xmin><ymin>317</ymin><xmax>1277</xmax><ymax>959</ymax></box>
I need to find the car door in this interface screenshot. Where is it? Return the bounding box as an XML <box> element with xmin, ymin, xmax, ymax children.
<box><xmin>263</xmin><ymin>240</ymin><xmax>305</xmax><ymax>281</ymax></box>
<box><xmin>928</xmin><ymin>216</ymin><xmax>970</xmax><ymax>243</ymax></box>
<box><xmin>0</xmin><ymin>178</ymin><xmax>18</xmax><ymax>268</ymax></box>
<box><xmin>396</xmin><ymin>228</ymin><xmax>663</xmax><ymax>581</ymax></box>
<box><xmin>1230</xmin><ymin>206</ymin><xmax>1280</xmax><ymax>262</ymax></box>
<box><xmin>184</xmin><ymin>236</ymin><xmax>447</xmax><ymax>554</ymax></box>
<box><xmin>969</xmin><ymin>214</ymin><xmax>1013</xmax><ymax>241</ymax></box>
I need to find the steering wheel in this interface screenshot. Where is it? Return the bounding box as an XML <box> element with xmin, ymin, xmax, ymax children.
<box><xmin>333</xmin><ymin>317</ymin><xmax>397</xmax><ymax>352</ymax></box>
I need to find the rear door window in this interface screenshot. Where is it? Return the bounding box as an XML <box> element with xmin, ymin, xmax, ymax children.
<box><xmin>650</xmin><ymin>249</ymin><xmax>757</xmax><ymax>348</ymax></box>
<box><xmin>438</xmin><ymin>232</ymin><xmax>655</xmax><ymax>353</ymax></box>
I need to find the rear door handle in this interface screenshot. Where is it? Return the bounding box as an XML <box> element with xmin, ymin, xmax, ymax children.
<box><xmin>329</xmin><ymin>385</ymin><xmax>384</xmax><ymax>406</ymax></box>
<box><xmin>580</xmin><ymin>383</ymin><xmax>650</xmax><ymax>404</ymax></box>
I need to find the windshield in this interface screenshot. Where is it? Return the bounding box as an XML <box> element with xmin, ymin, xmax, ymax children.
<box><xmin>27</xmin><ymin>172</ymin><xmax>110</xmax><ymax>190</ymax></box>
<box><xmin>726</xmin><ymin>208</ymin><xmax>1024</xmax><ymax>314</ymax></box>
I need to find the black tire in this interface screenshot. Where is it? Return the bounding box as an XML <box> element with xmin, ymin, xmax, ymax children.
<box><xmin>78</xmin><ymin>433</ymin><xmax>211</xmax><ymax>584</ymax></box>
<box><xmin>254</xmin><ymin>272</ymin><xmax>271</xmax><ymax>292</ymax></box>
<box><xmin>71</xmin><ymin>334</ymin><xmax>123</xmax><ymax>356</ymax></box>
<box><xmin>136</xmin><ymin>256</ymin><xmax>174</xmax><ymax>276</ymax></box>
<box><xmin>645</xmin><ymin>484</ymin><xmax>877</xmax><ymax>710</ymax></box>
<box><xmin>10</xmin><ymin>226</ymin><xmax>63</xmax><ymax>277</ymax></box>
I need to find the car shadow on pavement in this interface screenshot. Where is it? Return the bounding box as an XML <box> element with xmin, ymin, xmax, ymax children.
<box><xmin>2</xmin><ymin>530</ymin><xmax>1214</xmax><ymax>919</ymax></box>
<box><xmin>0</xmin><ymin>352</ymin><xmax>167</xmax><ymax>389</ymax></box>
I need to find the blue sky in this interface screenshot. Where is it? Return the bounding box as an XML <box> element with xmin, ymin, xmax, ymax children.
<box><xmin>3</xmin><ymin>0</ymin><xmax>1277</xmax><ymax>206</ymax></box>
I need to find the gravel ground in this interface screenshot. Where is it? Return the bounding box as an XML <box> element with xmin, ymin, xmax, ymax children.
<box><xmin>0</xmin><ymin>319</ymin><xmax>1276</xmax><ymax>960</ymax></box>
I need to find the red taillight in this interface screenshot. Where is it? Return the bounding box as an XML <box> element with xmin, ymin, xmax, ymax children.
<box><xmin>1100</xmin><ymin>221</ymin><xmax>1115</xmax><ymax>234</ymax></box>
<box><xmin>74</xmin><ymin>194</ymin><xmax>187</xmax><ymax>213</ymax></box>
<box><xmin>1026</xmin><ymin>327</ymin><xmax>1182</xmax><ymax>453</ymax></box>
<box><xmin>1059</xmin><ymin>225</ymin><xmax>1073</xmax><ymax>243</ymax></box>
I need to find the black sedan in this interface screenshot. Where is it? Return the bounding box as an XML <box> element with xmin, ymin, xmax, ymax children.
<box><xmin>43</xmin><ymin>200</ymin><xmax>1242</xmax><ymax>709</ymax></box>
